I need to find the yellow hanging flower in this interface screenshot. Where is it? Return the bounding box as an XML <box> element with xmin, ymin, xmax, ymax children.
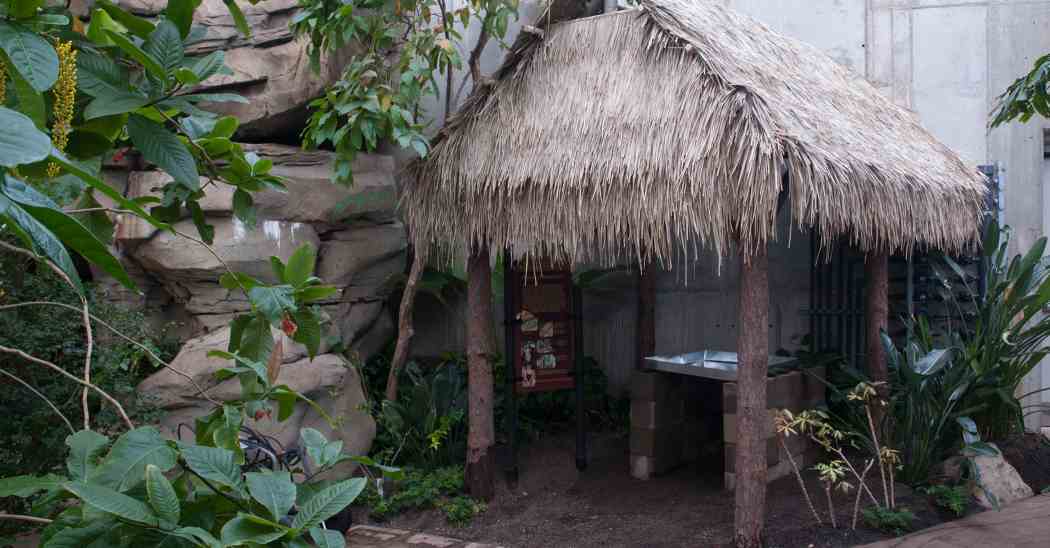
<box><xmin>47</xmin><ymin>41</ymin><xmax>77</xmax><ymax>178</ymax></box>
<box><xmin>0</xmin><ymin>58</ymin><xmax>7</xmax><ymax>105</ymax></box>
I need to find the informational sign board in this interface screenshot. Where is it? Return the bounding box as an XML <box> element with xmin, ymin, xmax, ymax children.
<box><xmin>511</xmin><ymin>266</ymin><xmax>575</xmax><ymax>393</ymax></box>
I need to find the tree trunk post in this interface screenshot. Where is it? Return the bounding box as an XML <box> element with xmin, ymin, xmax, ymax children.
<box><xmin>466</xmin><ymin>245</ymin><xmax>496</xmax><ymax>500</ymax></box>
<box><xmin>734</xmin><ymin>245</ymin><xmax>769</xmax><ymax>548</ymax></box>
<box><xmin>865</xmin><ymin>251</ymin><xmax>890</xmax><ymax>423</ymax></box>
<box><xmin>637</xmin><ymin>260</ymin><xmax>656</xmax><ymax>369</ymax></box>
<box><xmin>865</xmin><ymin>252</ymin><xmax>889</xmax><ymax>383</ymax></box>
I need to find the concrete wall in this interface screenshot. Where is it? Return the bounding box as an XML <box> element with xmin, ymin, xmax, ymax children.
<box><xmin>725</xmin><ymin>0</ymin><xmax>1050</xmax><ymax>427</ymax></box>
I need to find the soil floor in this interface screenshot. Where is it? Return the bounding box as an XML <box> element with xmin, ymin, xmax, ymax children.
<box><xmin>999</xmin><ymin>432</ymin><xmax>1050</xmax><ymax>493</ymax></box>
<box><xmin>367</xmin><ymin>433</ymin><xmax>952</xmax><ymax>548</ymax></box>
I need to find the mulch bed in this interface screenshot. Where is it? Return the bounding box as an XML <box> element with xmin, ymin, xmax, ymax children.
<box><xmin>364</xmin><ymin>433</ymin><xmax>955</xmax><ymax>548</ymax></box>
<box><xmin>999</xmin><ymin>432</ymin><xmax>1050</xmax><ymax>494</ymax></box>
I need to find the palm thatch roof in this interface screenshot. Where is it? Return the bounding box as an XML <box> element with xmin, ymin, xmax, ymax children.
<box><xmin>403</xmin><ymin>0</ymin><xmax>987</xmax><ymax>266</ymax></box>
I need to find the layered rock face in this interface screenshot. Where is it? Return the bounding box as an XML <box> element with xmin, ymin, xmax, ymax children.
<box><xmin>84</xmin><ymin>2</ymin><xmax>403</xmax><ymax>468</ymax></box>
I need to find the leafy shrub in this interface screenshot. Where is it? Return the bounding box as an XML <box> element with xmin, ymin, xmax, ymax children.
<box><xmin>0</xmin><ymin>251</ymin><xmax>171</xmax><ymax>480</ymax></box>
<box><xmin>862</xmin><ymin>506</ymin><xmax>915</xmax><ymax>535</ymax></box>
<box><xmin>358</xmin><ymin>466</ymin><xmax>486</xmax><ymax>525</ymax></box>
<box><xmin>920</xmin><ymin>485</ymin><xmax>969</xmax><ymax>517</ymax></box>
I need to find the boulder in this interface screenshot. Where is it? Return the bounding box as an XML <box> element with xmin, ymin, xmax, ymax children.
<box><xmin>132</xmin><ymin>217</ymin><xmax>319</xmax><ymax>285</ymax></box>
<box><xmin>971</xmin><ymin>445</ymin><xmax>1034</xmax><ymax>509</ymax></box>
<box><xmin>318</xmin><ymin>222</ymin><xmax>407</xmax><ymax>289</ymax></box>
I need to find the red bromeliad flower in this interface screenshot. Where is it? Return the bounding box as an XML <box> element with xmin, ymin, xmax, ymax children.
<box><xmin>281</xmin><ymin>315</ymin><xmax>297</xmax><ymax>337</ymax></box>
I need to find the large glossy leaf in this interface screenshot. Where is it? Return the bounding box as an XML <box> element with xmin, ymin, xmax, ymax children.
<box><xmin>76</xmin><ymin>51</ymin><xmax>130</xmax><ymax>98</ymax></box>
<box><xmin>64</xmin><ymin>481</ymin><xmax>159</xmax><ymax>526</ymax></box>
<box><xmin>309</xmin><ymin>527</ymin><xmax>346</xmax><ymax>548</ymax></box>
<box><xmin>104</xmin><ymin>29</ymin><xmax>165</xmax><ymax>79</ymax></box>
<box><xmin>1</xmin><ymin>177</ymin><xmax>135</xmax><ymax>290</ymax></box>
<box><xmin>284</xmin><ymin>244</ymin><xmax>316</xmax><ymax>288</ymax></box>
<box><xmin>166</xmin><ymin>0</ymin><xmax>202</xmax><ymax>38</ymax></box>
<box><xmin>222</xmin><ymin>0</ymin><xmax>252</xmax><ymax>38</ymax></box>
<box><xmin>0</xmin><ymin>474</ymin><xmax>65</xmax><ymax>497</ymax></box>
<box><xmin>189</xmin><ymin>50</ymin><xmax>226</xmax><ymax>82</ymax></box>
<box><xmin>291</xmin><ymin>308</ymin><xmax>321</xmax><ymax>359</ymax></box>
<box><xmin>0</xmin><ymin>189</ymin><xmax>82</xmax><ymax>291</ymax></box>
<box><xmin>127</xmin><ymin>114</ymin><xmax>200</xmax><ymax>188</ymax></box>
<box><xmin>97</xmin><ymin>0</ymin><xmax>155</xmax><ymax>39</ymax></box>
<box><xmin>3</xmin><ymin>55</ymin><xmax>46</xmax><ymax>128</ymax></box>
<box><xmin>65</xmin><ymin>430</ymin><xmax>109</xmax><ymax>481</ymax></box>
<box><xmin>145</xmin><ymin>464</ymin><xmax>181</xmax><ymax>528</ymax></box>
<box><xmin>170</xmin><ymin>527</ymin><xmax>221</xmax><ymax>548</ymax></box>
<box><xmin>84</xmin><ymin>90</ymin><xmax>151</xmax><ymax>120</ymax></box>
<box><xmin>220</xmin><ymin>514</ymin><xmax>286</xmax><ymax>546</ymax></box>
<box><xmin>248</xmin><ymin>285</ymin><xmax>296</xmax><ymax>322</ymax></box>
<box><xmin>92</xmin><ymin>427</ymin><xmax>178</xmax><ymax>491</ymax></box>
<box><xmin>291</xmin><ymin>478</ymin><xmax>365</xmax><ymax>531</ymax></box>
<box><xmin>0</xmin><ymin>20</ymin><xmax>58</xmax><ymax>92</ymax></box>
<box><xmin>179</xmin><ymin>444</ymin><xmax>245</xmax><ymax>495</ymax></box>
<box><xmin>245</xmin><ymin>471</ymin><xmax>296</xmax><ymax>521</ymax></box>
<box><xmin>144</xmin><ymin>20</ymin><xmax>185</xmax><ymax>74</ymax></box>
<box><xmin>0</xmin><ymin>106</ymin><xmax>52</xmax><ymax>166</ymax></box>
<box><xmin>42</xmin><ymin>519</ymin><xmax>114</xmax><ymax>548</ymax></box>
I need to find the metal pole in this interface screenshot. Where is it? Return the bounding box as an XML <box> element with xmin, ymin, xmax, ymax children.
<box><xmin>574</xmin><ymin>284</ymin><xmax>587</xmax><ymax>471</ymax></box>
<box><xmin>503</xmin><ymin>249</ymin><xmax>519</xmax><ymax>485</ymax></box>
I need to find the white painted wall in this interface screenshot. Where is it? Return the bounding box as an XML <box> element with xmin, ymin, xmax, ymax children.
<box><xmin>726</xmin><ymin>0</ymin><xmax>1050</xmax><ymax>428</ymax></box>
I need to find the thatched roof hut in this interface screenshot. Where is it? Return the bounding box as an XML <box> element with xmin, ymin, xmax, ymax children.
<box><xmin>403</xmin><ymin>0</ymin><xmax>987</xmax><ymax>265</ymax></box>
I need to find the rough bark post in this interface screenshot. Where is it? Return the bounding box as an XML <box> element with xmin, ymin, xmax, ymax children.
<box><xmin>466</xmin><ymin>246</ymin><xmax>496</xmax><ymax>500</ymax></box>
<box><xmin>384</xmin><ymin>251</ymin><xmax>425</xmax><ymax>401</ymax></box>
<box><xmin>865</xmin><ymin>251</ymin><xmax>890</xmax><ymax>422</ymax></box>
<box><xmin>636</xmin><ymin>260</ymin><xmax>656</xmax><ymax>369</ymax></box>
<box><xmin>734</xmin><ymin>245</ymin><xmax>769</xmax><ymax>548</ymax></box>
<box><xmin>865</xmin><ymin>252</ymin><xmax>890</xmax><ymax>383</ymax></box>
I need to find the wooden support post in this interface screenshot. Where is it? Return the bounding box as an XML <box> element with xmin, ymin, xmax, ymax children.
<box><xmin>503</xmin><ymin>250</ymin><xmax>519</xmax><ymax>486</ymax></box>
<box><xmin>734</xmin><ymin>245</ymin><xmax>768</xmax><ymax>548</ymax></box>
<box><xmin>637</xmin><ymin>260</ymin><xmax>656</xmax><ymax>369</ymax></box>
<box><xmin>466</xmin><ymin>246</ymin><xmax>496</xmax><ymax>500</ymax></box>
<box><xmin>865</xmin><ymin>252</ymin><xmax>889</xmax><ymax>385</ymax></box>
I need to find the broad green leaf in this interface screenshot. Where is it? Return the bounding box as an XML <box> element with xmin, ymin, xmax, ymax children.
<box><xmin>85</xmin><ymin>8</ymin><xmax>124</xmax><ymax>47</ymax></box>
<box><xmin>189</xmin><ymin>50</ymin><xmax>226</xmax><ymax>82</ymax></box>
<box><xmin>1</xmin><ymin>51</ymin><xmax>46</xmax><ymax>128</ymax></box>
<box><xmin>166</xmin><ymin>0</ymin><xmax>202</xmax><ymax>38</ymax></box>
<box><xmin>9</xmin><ymin>0</ymin><xmax>43</xmax><ymax>19</ymax></box>
<box><xmin>0</xmin><ymin>190</ymin><xmax>82</xmax><ymax>291</ymax></box>
<box><xmin>233</xmin><ymin>314</ymin><xmax>273</xmax><ymax>362</ymax></box>
<box><xmin>1</xmin><ymin>177</ymin><xmax>135</xmax><ymax>290</ymax></box>
<box><xmin>219</xmin><ymin>271</ymin><xmax>262</xmax><ymax>291</ymax></box>
<box><xmin>186</xmin><ymin>200</ymin><xmax>214</xmax><ymax>244</ymax></box>
<box><xmin>170</xmin><ymin>527</ymin><xmax>221</xmax><ymax>548</ymax></box>
<box><xmin>145</xmin><ymin>464</ymin><xmax>181</xmax><ymax>529</ymax></box>
<box><xmin>284</xmin><ymin>245</ymin><xmax>316</xmax><ymax>288</ymax></box>
<box><xmin>92</xmin><ymin>427</ymin><xmax>178</xmax><ymax>492</ymax></box>
<box><xmin>290</xmin><ymin>478</ymin><xmax>365</xmax><ymax>531</ymax></box>
<box><xmin>232</xmin><ymin>188</ymin><xmax>256</xmax><ymax>228</ymax></box>
<box><xmin>66</xmin><ymin>130</ymin><xmax>115</xmax><ymax>160</ymax></box>
<box><xmin>309</xmin><ymin>527</ymin><xmax>346</xmax><ymax>548</ymax></box>
<box><xmin>104</xmin><ymin>29</ymin><xmax>165</xmax><ymax>79</ymax></box>
<box><xmin>127</xmin><ymin>114</ymin><xmax>200</xmax><ymax>188</ymax></box>
<box><xmin>42</xmin><ymin>519</ymin><xmax>114</xmax><ymax>548</ymax></box>
<box><xmin>223</xmin><ymin>0</ymin><xmax>252</xmax><ymax>38</ymax></box>
<box><xmin>297</xmin><ymin>285</ymin><xmax>339</xmax><ymax>302</ymax></box>
<box><xmin>270</xmin><ymin>256</ymin><xmax>286</xmax><ymax>283</ymax></box>
<box><xmin>0</xmin><ymin>20</ymin><xmax>58</xmax><ymax>92</ymax></box>
<box><xmin>65</xmin><ymin>430</ymin><xmax>109</xmax><ymax>481</ymax></box>
<box><xmin>291</xmin><ymin>307</ymin><xmax>321</xmax><ymax>359</ymax></box>
<box><xmin>98</xmin><ymin>0</ymin><xmax>155</xmax><ymax>39</ymax></box>
<box><xmin>0</xmin><ymin>106</ymin><xmax>51</xmax><ymax>166</ymax></box>
<box><xmin>245</xmin><ymin>471</ymin><xmax>296</xmax><ymax>522</ymax></box>
<box><xmin>248</xmin><ymin>285</ymin><xmax>296</xmax><ymax>322</ymax></box>
<box><xmin>144</xmin><ymin>20</ymin><xmax>185</xmax><ymax>74</ymax></box>
<box><xmin>64</xmin><ymin>481</ymin><xmax>159</xmax><ymax>527</ymax></box>
<box><xmin>76</xmin><ymin>50</ymin><xmax>130</xmax><ymax>98</ymax></box>
<box><xmin>0</xmin><ymin>474</ymin><xmax>65</xmax><ymax>497</ymax></box>
<box><xmin>84</xmin><ymin>90</ymin><xmax>151</xmax><ymax>120</ymax></box>
<box><xmin>179</xmin><ymin>444</ymin><xmax>245</xmax><ymax>495</ymax></box>
<box><xmin>220</xmin><ymin>514</ymin><xmax>286</xmax><ymax>546</ymax></box>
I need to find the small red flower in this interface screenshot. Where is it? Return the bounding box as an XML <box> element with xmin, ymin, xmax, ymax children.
<box><xmin>253</xmin><ymin>409</ymin><xmax>268</xmax><ymax>421</ymax></box>
<box><xmin>281</xmin><ymin>316</ymin><xmax>298</xmax><ymax>337</ymax></box>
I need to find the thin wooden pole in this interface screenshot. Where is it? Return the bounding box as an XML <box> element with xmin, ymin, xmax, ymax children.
<box><xmin>734</xmin><ymin>245</ymin><xmax>769</xmax><ymax>548</ymax></box>
<box><xmin>865</xmin><ymin>252</ymin><xmax>890</xmax><ymax>385</ymax></box>
<box><xmin>637</xmin><ymin>260</ymin><xmax>656</xmax><ymax>369</ymax></box>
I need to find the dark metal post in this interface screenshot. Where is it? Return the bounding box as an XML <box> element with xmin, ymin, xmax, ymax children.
<box><xmin>573</xmin><ymin>284</ymin><xmax>587</xmax><ymax>471</ymax></box>
<box><xmin>503</xmin><ymin>249</ymin><xmax>519</xmax><ymax>485</ymax></box>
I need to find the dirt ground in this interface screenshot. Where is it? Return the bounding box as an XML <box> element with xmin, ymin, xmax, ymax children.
<box><xmin>371</xmin><ymin>433</ymin><xmax>947</xmax><ymax>548</ymax></box>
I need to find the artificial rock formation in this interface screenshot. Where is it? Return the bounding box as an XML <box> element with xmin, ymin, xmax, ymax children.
<box><xmin>81</xmin><ymin>2</ymin><xmax>407</xmax><ymax>468</ymax></box>
<box><xmin>971</xmin><ymin>445</ymin><xmax>1034</xmax><ymax>509</ymax></box>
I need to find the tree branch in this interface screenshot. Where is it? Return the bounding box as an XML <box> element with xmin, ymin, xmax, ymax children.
<box><xmin>0</xmin><ymin>513</ymin><xmax>53</xmax><ymax>525</ymax></box>
<box><xmin>0</xmin><ymin>366</ymin><xmax>75</xmax><ymax>433</ymax></box>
